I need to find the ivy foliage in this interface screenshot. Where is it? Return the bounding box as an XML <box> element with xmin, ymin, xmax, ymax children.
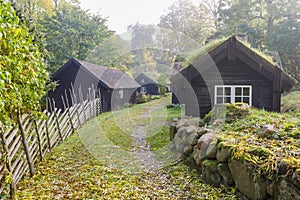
<box><xmin>0</xmin><ymin>1</ymin><xmax>49</xmax><ymax>125</ymax></box>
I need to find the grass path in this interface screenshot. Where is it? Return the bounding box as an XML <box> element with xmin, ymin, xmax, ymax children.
<box><xmin>16</xmin><ymin>96</ymin><xmax>238</xmax><ymax>199</ymax></box>
<box><xmin>130</xmin><ymin>103</ymin><xmax>166</xmax><ymax>172</ymax></box>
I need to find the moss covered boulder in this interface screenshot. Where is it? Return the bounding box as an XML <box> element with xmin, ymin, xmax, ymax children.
<box><xmin>202</xmin><ymin>159</ymin><xmax>222</xmax><ymax>187</ymax></box>
<box><xmin>229</xmin><ymin>159</ymin><xmax>270</xmax><ymax>200</ymax></box>
<box><xmin>203</xmin><ymin>103</ymin><xmax>251</xmax><ymax>124</ymax></box>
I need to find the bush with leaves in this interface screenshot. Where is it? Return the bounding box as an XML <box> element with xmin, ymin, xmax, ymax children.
<box><xmin>137</xmin><ymin>93</ymin><xmax>149</xmax><ymax>104</ymax></box>
<box><xmin>0</xmin><ymin>1</ymin><xmax>49</xmax><ymax>126</ymax></box>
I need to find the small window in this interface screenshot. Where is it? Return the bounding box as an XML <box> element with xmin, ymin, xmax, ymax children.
<box><xmin>140</xmin><ymin>86</ymin><xmax>147</xmax><ymax>93</ymax></box>
<box><xmin>215</xmin><ymin>85</ymin><xmax>252</xmax><ymax>106</ymax></box>
<box><xmin>141</xmin><ymin>79</ymin><xmax>144</xmax><ymax>83</ymax></box>
<box><xmin>119</xmin><ymin>89</ymin><xmax>124</xmax><ymax>99</ymax></box>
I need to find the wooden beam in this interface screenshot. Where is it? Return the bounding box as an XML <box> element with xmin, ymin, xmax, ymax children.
<box><xmin>227</xmin><ymin>37</ymin><xmax>237</xmax><ymax>60</ymax></box>
<box><xmin>0</xmin><ymin>127</ymin><xmax>16</xmax><ymax>199</ymax></box>
<box><xmin>18</xmin><ymin>113</ymin><xmax>35</xmax><ymax>177</ymax></box>
<box><xmin>272</xmin><ymin>68</ymin><xmax>282</xmax><ymax>112</ymax></box>
<box><xmin>236</xmin><ymin>42</ymin><xmax>274</xmax><ymax>74</ymax></box>
<box><xmin>236</xmin><ymin>51</ymin><xmax>273</xmax><ymax>82</ymax></box>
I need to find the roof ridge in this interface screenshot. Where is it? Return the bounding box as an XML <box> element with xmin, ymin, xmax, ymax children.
<box><xmin>74</xmin><ymin>58</ymin><xmax>128</xmax><ymax>74</ymax></box>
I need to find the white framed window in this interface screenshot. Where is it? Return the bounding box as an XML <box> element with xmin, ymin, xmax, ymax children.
<box><xmin>140</xmin><ymin>86</ymin><xmax>147</xmax><ymax>93</ymax></box>
<box><xmin>215</xmin><ymin>85</ymin><xmax>252</xmax><ymax>106</ymax></box>
<box><xmin>119</xmin><ymin>89</ymin><xmax>124</xmax><ymax>99</ymax></box>
<box><xmin>141</xmin><ymin>78</ymin><xmax>145</xmax><ymax>83</ymax></box>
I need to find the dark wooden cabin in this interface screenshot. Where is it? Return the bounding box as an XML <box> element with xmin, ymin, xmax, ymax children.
<box><xmin>135</xmin><ymin>73</ymin><xmax>159</xmax><ymax>95</ymax></box>
<box><xmin>48</xmin><ymin>58</ymin><xmax>140</xmax><ymax>112</ymax></box>
<box><xmin>171</xmin><ymin>36</ymin><xmax>297</xmax><ymax>117</ymax></box>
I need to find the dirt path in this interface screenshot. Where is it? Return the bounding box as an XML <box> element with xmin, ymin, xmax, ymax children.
<box><xmin>131</xmin><ymin>104</ymin><xmax>166</xmax><ymax>172</ymax></box>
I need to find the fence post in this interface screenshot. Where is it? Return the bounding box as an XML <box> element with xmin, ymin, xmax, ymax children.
<box><xmin>51</xmin><ymin>99</ymin><xmax>63</xmax><ymax>142</ymax></box>
<box><xmin>69</xmin><ymin>88</ymin><xmax>81</xmax><ymax>128</ymax></box>
<box><xmin>96</xmin><ymin>90</ymin><xmax>101</xmax><ymax>116</ymax></box>
<box><xmin>33</xmin><ymin>118</ymin><xmax>43</xmax><ymax>160</ymax></box>
<box><xmin>88</xmin><ymin>88</ymin><xmax>92</xmax><ymax>119</ymax></box>
<box><xmin>79</xmin><ymin>86</ymin><xmax>87</xmax><ymax>123</ymax></box>
<box><xmin>61</xmin><ymin>95</ymin><xmax>75</xmax><ymax>134</ymax></box>
<box><xmin>18</xmin><ymin>113</ymin><xmax>35</xmax><ymax>177</ymax></box>
<box><xmin>0</xmin><ymin>127</ymin><xmax>16</xmax><ymax>199</ymax></box>
<box><xmin>91</xmin><ymin>85</ymin><xmax>95</xmax><ymax>118</ymax></box>
<box><xmin>45</xmin><ymin>99</ymin><xmax>52</xmax><ymax>150</ymax></box>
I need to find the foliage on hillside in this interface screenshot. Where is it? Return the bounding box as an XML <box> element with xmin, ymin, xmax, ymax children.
<box><xmin>203</xmin><ymin>103</ymin><xmax>300</xmax><ymax>180</ymax></box>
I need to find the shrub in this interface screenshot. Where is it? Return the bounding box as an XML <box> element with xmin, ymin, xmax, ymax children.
<box><xmin>137</xmin><ymin>93</ymin><xmax>149</xmax><ymax>104</ymax></box>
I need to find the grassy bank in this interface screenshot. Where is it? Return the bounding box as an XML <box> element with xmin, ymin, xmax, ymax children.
<box><xmin>205</xmin><ymin>103</ymin><xmax>300</xmax><ymax>180</ymax></box>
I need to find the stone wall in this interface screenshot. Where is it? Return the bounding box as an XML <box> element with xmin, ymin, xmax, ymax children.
<box><xmin>169</xmin><ymin>117</ymin><xmax>300</xmax><ymax>200</ymax></box>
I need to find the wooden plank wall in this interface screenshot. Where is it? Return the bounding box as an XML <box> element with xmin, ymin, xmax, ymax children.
<box><xmin>0</xmin><ymin>86</ymin><xmax>102</xmax><ymax>199</ymax></box>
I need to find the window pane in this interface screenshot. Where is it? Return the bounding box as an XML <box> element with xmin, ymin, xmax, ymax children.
<box><xmin>243</xmin><ymin>97</ymin><xmax>250</xmax><ymax>104</ymax></box>
<box><xmin>235</xmin><ymin>97</ymin><xmax>242</xmax><ymax>102</ymax></box>
<box><xmin>235</xmin><ymin>87</ymin><xmax>242</xmax><ymax>96</ymax></box>
<box><xmin>225</xmin><ymin>97</ymin><xmax>231</xmax><ymax>103</ymax></box>
<box><xmin>217</xmin><ymin>87</ymin><xmax>223</xmax><ymax>95</ymax></box>
<box><xmin>243</xmin><ymin>88</ymin><xmax>250</xmax><ymax>96</ymax></box>
<box><xmin>119</xmin><ymin>90</ymin><xmax>124</xmax><ymax>98</ymax></box>
<box><xmin>225</xmin><ymin>87</ymin><xmax>231</xmax><ymax>95</ymax></box>
<box><xmin>217</xmin><ymin>97</ymin><xmax>223</xmax><ymax>104</ymax></box>
<box><xmin>141</xmin><ymin>87</ymin><xmax>146</xmax><ymax>93</ymax></box>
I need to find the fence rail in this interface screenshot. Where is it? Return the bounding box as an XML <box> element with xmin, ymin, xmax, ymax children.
<box><xmin>0</xmin><ymin>88</ymin><xmax>101</xmax><ymax>199</ymax></box>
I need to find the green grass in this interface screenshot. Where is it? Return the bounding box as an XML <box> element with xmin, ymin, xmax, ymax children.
<box><xmin>89</xmin><ymin>96</ymin><xmax>173</xmax><ymax>150</ymax></box>
<box><xmin>16</xmin><ymin>132</ymin><xmax>238</xmax><ymax>199</ymax></box>
<box><xmin>147</xmin><ymin>105</ymin><xmax>184</xmax><ymax>151</ymax></box>
<box><xmin>16</xmin><ymin>97</ymin><xmax>238</xmax><ymax>199</ymax></box>
<box><xmin>97</xmin><ymin>112</ymin><xmax>132</xmax><ymax>149</ymax></box>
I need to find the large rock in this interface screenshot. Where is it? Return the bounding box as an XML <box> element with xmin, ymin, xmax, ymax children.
<box><xmin>202</xmin><ymin>159</ymin><xmax>222</xmax><ymax>187</ymax></box>
<box><xmin>216</xmin><ymin>144</ymin><xmax>232</xmax><ymax>162</ymax></box>
<box><xmin>175</xmin><ymin>117</ymin><xmax>199</xmax><ymax>129</ymax></box>
<box><xmin>259</xmin><ymin>124</ymin><xmax>276</xmax><ymax>138</ymax></box>
<box><xmin>203</xmin><ymin>103</ymin><xmax>251</xmax><ymax>125</ymax></box>
<box><xmin>294</xmin><ymin>171</ymin><xmax>300</xmax><ymax>190</ymax></box>
<box><xmin>173</xmin><ymin>125</ymin><xmax>199</xmax><ymax>156</ymax></box>
<box><xmin>193</xmin><ymin>132</ymin><xmax>214</xmax><ymax>165</ymax></box>
<box><xmin>217</xmin><ymin>163</ymin><xmax>234</xmax><ymax>186</ymax></box>
<box><xmin>193</xmin><ymin>146</ymin><xmax>205</xmax><ymax>166</ymax></box>
<box><xmin>183</xmin><ymin>145</ymin><xmax>194</xmax><ymax>156</ymax></box>
<box><xmin>229</xmin><ymin>159</ymin><xmax>270</xmax><ymax>200</ymax></box>
<box><xmin>206</xmin><ymin>142</ymin><xmax>218</xmax><ymax>159</ymax></box>
<box><xmin>182</xmin><ymin>126</ymin><xmax>198</xmax><ymax>146</ymax></box>
<box><xmin>173</xmin><ymin>132</ymin><xmax>185</xmax><ymax>153</ymax></box>
<box><xmin>197</xmin><ymin>127</ymin><xmax>210</xmax><ymax>137</ymax></box>
<box><xmin>196</xmin><ymin>132</ymin><xmax>214</xmax><ymax>150</ymax></box>
<box><xmin>275</xmin><ymin>179</ymin><xmax>300</xmax><ymax>200</ymax></box>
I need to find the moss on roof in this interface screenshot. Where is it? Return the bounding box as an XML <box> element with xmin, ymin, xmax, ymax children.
<box><xmin>183</xmin><ymin>37</ymin><xmax>228</xmax><ymax>67</ymax></box>
<box><xmin>183</xmin><ymin>36</ymin><xmax>276</xmax><ymax>68</ymax></box>
<box><xmin>238</xmin><ymin>39</ymin><xmax>276</xmax><ymax>66</ymax></box>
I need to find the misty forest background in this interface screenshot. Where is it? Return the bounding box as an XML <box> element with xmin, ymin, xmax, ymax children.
<box><xmin>11</xmin><ymin>0</ymin><xmax>300</xmax><ymax>78</ymax></box>
<box><xmin>0</xmin><ymin>0</ymin><xmax>299</xmax><ymax>126</ymax></box>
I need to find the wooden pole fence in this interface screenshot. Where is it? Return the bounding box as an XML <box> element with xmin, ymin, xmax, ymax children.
<box><xmin>0</xmin><ymin>86</ymin><xmax>102</xmax><ymax>198</ymax></box>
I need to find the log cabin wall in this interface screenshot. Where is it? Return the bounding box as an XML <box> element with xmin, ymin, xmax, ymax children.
<box><xmin>171</xmin><ymin>36</ymin><xmax>297</xmax><ymax>117</ymax></box>
<box><xmin>188</xmin><ymin>59</ymin><xmax>273</xmax><ymax>117</ymax></box>
<box><xmin>49</xmin><ymin>63</ymin><xmax>100</xmax><ymax>110</ymax></box>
